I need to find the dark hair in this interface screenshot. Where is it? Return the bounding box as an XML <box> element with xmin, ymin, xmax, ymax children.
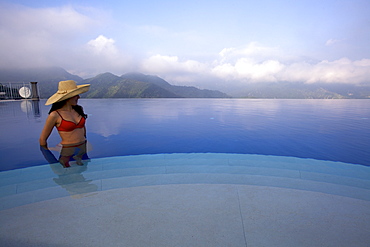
<box><xmin>49</xmin><ymin>99</ymin><xmax>88</xmax><ymax>119</ymax></box>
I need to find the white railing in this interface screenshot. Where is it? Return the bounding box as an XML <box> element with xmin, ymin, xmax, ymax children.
<box><xmin>0</xmin><ymin>82</ymin><xmax>39</xmax><ymax>100</ymax></box>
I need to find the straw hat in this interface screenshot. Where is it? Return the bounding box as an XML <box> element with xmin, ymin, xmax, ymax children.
<box><xmin>45</xmin><ymin>80</ymin><xmax>90</xmax><ymax>105</ymax></box>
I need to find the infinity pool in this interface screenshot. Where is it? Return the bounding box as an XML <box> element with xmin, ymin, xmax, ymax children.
<box><xmin>1</xmin><ymin>99</ymin><xmax>370</xmax><ymax>246</ymax></box>
<box><xmin>0</xmin><ymin>99</ymin><xmax>369</xmax><ymax>170</ymax></box>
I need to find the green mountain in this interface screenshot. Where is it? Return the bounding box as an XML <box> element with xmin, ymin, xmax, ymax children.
<box><xmin>0</xmin><ymin>67</ymin><xmax>229</xmax><ymax>98</ymax></box>
<box><xmin>1</xmin><ymin>67</ymin><xmax>369</xmax><ymax>99</ymax></box>
<box><xmin>84</xmin><ymin>72</ymin><xmax>230</xmax><ymax>98</ymax></box>
<box><xmin>121</xmin><ymin>72</ymin><xmax>230</xmax><ymax>98</ymax></box>
<box><xmin>83</xmin><ymin>72</ymin><xmax>179</xmax><ymax>98</ymax></box>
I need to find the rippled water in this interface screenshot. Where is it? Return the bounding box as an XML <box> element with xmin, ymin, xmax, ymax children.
<box><xmin>0</xmin><ymin>99</ymin><xmax>369</xmax><ymax>171</ymax></box>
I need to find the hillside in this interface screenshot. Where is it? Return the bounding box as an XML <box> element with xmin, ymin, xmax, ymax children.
<box><xmin>121</xmin><ymin>72</ymin><xmax>230</xmax><ymax>98</ymax></box>
<box><xmin>1</xmin><ymin>67</ymin><xmax>369</xmax><ymax>99</ymax></box>
<box><xmin>0</xmin><ymin>67</ymin><xmax>229</xmax><ymax>98</ymax></box>
<box><xmin>83</xmin><ymin>73</ymin><xmax>179</xmax><ymax>98</ymax></box>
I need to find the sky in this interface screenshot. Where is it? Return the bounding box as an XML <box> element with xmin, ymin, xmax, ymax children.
<box><xmin>1</xmin><ymin>0</ymin><xmax>370</xmax><ymax>90</ymax></box>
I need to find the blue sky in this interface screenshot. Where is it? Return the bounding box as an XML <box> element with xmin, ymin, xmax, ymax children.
<box><xmin>1</xmin><ymin>0</ymin><xmax>369</xmax><ymax>90</ymax></box>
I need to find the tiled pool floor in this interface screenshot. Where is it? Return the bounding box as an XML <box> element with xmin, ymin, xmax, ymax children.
<box><xmin>1</xmin><ymin>153</ymin><xmax>370</xmax><ymax>246</ymax></box>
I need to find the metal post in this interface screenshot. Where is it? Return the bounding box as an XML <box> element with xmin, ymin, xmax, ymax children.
<box><xmin>30</xmin><ymin>81</ymin><xmax>40</xmax><ymax>100</ymax></box>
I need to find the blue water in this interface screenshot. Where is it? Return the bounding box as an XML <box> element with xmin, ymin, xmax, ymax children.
<box><xmin>0</xmin><ymin>99</ymin><xmax>369</xmax><ymax>171</ymax></box>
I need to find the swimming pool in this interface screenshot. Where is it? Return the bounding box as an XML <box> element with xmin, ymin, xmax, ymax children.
<box><xmin>1</xmin><ymin>152</ymin><xmax>370</xmax><ymax>246</ymax></box>
<box><xmin>0</xmin><ymin>99</ymin><xmax>369</xmax><ymax>170</ymax></box>
<box><xmin>1</xmin><ymin>99</ymin><xmax>370</xmax><ymax>246</ymax></box>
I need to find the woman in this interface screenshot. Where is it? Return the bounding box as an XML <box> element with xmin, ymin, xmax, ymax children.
<box><xmin>39</xmin><ymin>80</ymin><xmax>90</xmax><ymax>167</ymax></box>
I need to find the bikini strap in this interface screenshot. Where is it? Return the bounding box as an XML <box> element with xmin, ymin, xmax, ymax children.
<box><xmin>56</xmin><ymin>111</ymin><xmax>64</xmax><ymax>120</ymax></box>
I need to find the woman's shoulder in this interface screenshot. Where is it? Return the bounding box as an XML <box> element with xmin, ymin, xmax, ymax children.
<box><xmin>48</xmin><ymin>110</ymin><xmax>60</xmax><ymax>119</ymax></box>
<box><xmin>43</xmin><ymin>110</ymin><xmax>60</xmax><ymax>126</ymax></box>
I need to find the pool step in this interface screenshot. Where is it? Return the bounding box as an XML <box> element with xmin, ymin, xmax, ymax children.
<box><xmin>1</xmin><ymin>153</ymin><xmax>370</xmax><ymax>210</ymax></box>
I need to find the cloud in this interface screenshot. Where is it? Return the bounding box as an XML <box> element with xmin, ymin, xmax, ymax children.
<box><xmin>0</xmin><ymin>3</ymin><xmax>369</xmax><ymax>88</ymax></box>
<box><xmin>141</xmin><ymin>43</ymin><xmax>370</xmax><ymax>86</ymax></box>
<box><xmin>0</xmin><ymin>4</ymin><xmax>132</xmax><ymax>77</ymax></box>
<box><xmin>212</xmin><ymin>58</ymin><xmax>285</xmax><ymax>83</ymax></box>
<box><xmin>0</xmin><ymin>4</ymin><xmax>99</xmax><ymax>68</ymax></box>
<box><xmin>0</xmin><ymin>4</ymin><xmax>95</xmax><ymax>36</ymax></box>
<box><xmin>219</xmin><ymin>42</ymin><xmax>282</xmax><ymax>62</ymax></box>
<box><xmin>72</xmin><ymin>35</ymin><xmax>133</xmax><ymax>78</ymax></box>
<box><xmin>141</xmin><ymin>55</ymin><xmax>209</xmax><ymax>83</ymax></box>
<box><xmin>278</xmin><ymin>58</ymin><xmax>370</xmax><ymax>84</ymax></box>
<box><xmin>87</xmin><ymin>35</ymin><xmax>118</xmax><ymax>55</ymax></box>
<box><xmin>325</xmin><ymin>39</ymin><xmax>340</xmax><ymax>46</ymax></box>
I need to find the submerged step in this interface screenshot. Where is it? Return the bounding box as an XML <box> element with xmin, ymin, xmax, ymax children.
<box><xmin>1</xmin><ymin>153</ymin><xmax>370</xmax><ymax>210</ymax></box>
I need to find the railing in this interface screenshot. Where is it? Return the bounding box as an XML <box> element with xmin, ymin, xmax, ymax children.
<box><xmin>0</xmin><ymin>82</ymin><xmax>39</xmax><ymax>100</ymax></box>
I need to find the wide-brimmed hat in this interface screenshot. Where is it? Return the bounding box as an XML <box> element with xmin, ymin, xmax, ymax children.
<box><xmin>45</xmin><ymin>80</ymin><xmax>90</xmax><ymax>105</ymax></box>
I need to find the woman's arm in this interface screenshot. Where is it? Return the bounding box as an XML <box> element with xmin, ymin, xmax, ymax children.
<box><xmin>39</xmin><ymin>112</ymin><xmax>58</xmax><ymax>147</ymax></box>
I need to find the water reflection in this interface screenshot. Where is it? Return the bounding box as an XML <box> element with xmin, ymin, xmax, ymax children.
<box><xmin>49</xmin><ymin>163</ymin><xmax>97</xmax><ymax>197</ymax></box>
<box><xmin>40</xmin><ymin>144</ymin><xmax>91</xmax><ymax>168</ymax></box>
<box><xmin>1</xmin><ymin>99</ymin><xmax>370</xmax><ymax>170</ymax></box>
<box><xmin>19</xmin><ymin>100</ymin><xmax>41</xmax><ymax>119</ymax></box>
<box><xmin>0</xmin><ymin>99</ymin><xmax>41</xmax><ymax>120</ymax></box>
<box><xmin>40</xmin><ymin>146</ymin><xmax>97</xmax><ymax>196</ymax></box>
<box><xmin>31</xmin><ymin>100</ymin><xmax>40</xmax><ymax>118</ymax></box>
<box><xmin>87</xmin><ymin>99</ymin><xmax>283</xmax><ymax>138</ymax></box>
<box><xmin>83</xmin><ymin>99</ymin><xmax>370</xmax><ymax>166</ymax></box>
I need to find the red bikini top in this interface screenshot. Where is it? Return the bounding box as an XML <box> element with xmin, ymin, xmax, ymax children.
<box><xmin>56</xmin><ymin>111</ymin><xmax>86</xmax><ymax>132</ymax></box>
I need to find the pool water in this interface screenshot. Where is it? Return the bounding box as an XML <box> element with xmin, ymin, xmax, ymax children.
<box><xmin>1</xmin><ymin>99</ymin><xmax>370</xmax><ymax>246</ymax></box>
<box><xmin>0</xmin><ymin>99</ymin><xmax>369</xmax><ymax>171</ymax></box>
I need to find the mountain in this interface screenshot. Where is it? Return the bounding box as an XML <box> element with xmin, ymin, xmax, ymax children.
<box><xmin>121</xmin><ymin>72</ymin><xmax>172</xmax><ymax>89</ymax></box>
<box><xmin>83</xmin><ymin>72</ymin><xmax>230</xmax><ymax>98</ymax></box>
<box><xmin>1</xmin><ymin>67</ymin><xmax>369</xmax><ymax>99</ymax></box>
<box><xmin>83</xmin><ymin>72</ymin><xmax>179</xmax><ymax>98</ymax></box>
<box><xmin>0</xmin><ymin>67</ymin><xmax>229</xmax><ymax>99</ymax></box>
<box><xmin>121</xmin><ymin>72</ymin><xmax>230</xmax><ymax>98</ymax></box>
<box><xmin>0</xmin><ymin>67</ymin><xmax>82</xmax><ymax>98</ymax></box>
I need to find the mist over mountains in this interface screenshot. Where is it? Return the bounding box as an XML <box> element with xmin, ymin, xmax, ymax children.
<box><xmin>228</xmin><ymin>81</ymin><xmax>370</xmax><ymax>99</ymax></box>
<box><xmin>0</xmin><ymin>67</ymin><xmax>369</xmax><ymax>99</ymax></box>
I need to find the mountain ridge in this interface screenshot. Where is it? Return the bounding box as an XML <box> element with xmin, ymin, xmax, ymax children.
<box><xmin>120</xmin><ymin>72</ymin><xmax>230</xmax><ymax>98</ymax></box>
<box><xmin>1</xmin><ymin>67</ymin><xmax>369</xmax><ymax>99</ymax></box>
<box><xmin>0</xmin><ymin>68</ymin><xmax>229</xmax><ymax>98</ymax></box>
<box><xmin>83</xmin><ymin>72</ymin><xmax>180</xmax><ymax>98</ymax></box>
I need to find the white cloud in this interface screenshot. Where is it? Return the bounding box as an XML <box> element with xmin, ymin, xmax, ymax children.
<box><xmin>0</xmin><ymin>3</ymin><xmax>133</xmax><ymax>77</ymax></box>
<box><xmin>217</xmin><ymin>44</ymin><xmax>370</xmax><ymax>85</ymax></box>
<box><xmin>141</xmin><ymin>55</ymin><xmax>209</xmax><ymax>83</ymax></box>
<box><xmin>87</xmin><ymin>35</ymin><xmax>118</xmax><ymax>55</ymax></box>
<box><xmin>0</xmin><ymin>4</ymin><xmax>99</xmax><ymax>68</ymax></box>
<box><xmin>75</xmin><ymin>35</ymin><xmax>134</xmax><ymax>77</ymax></box>
<box><xmin>0</xmin><ymin>2</ymin><xmax>369</xmax><ymax>88</ymax></box>
<box><xmin>213</xmin><ymin>58</ymin><xmax>285</xmax><ymax>82</ymax></box>
<box><xmin>140</xmin><ymin>43</ymin><xmax>370</xmax><ymax>86</ymax></box>
<box><xmin>218</xmin><ymin>42</ymin><xmax>282</xmax><ymax>63</ymax></box>
<box><xmin>0</xmin><ymin>4</ymin><xmax>95</xmax><ymax>36</ymax></box>
<box><xmin>279</xmin><ymin>58</ymin><xmax>370</xmax><ymax>84</ymax></box>
<box><xmin>325</xmin><ymin>39</ymin><xmax>340</xmax><ymax>46</ymax></box>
